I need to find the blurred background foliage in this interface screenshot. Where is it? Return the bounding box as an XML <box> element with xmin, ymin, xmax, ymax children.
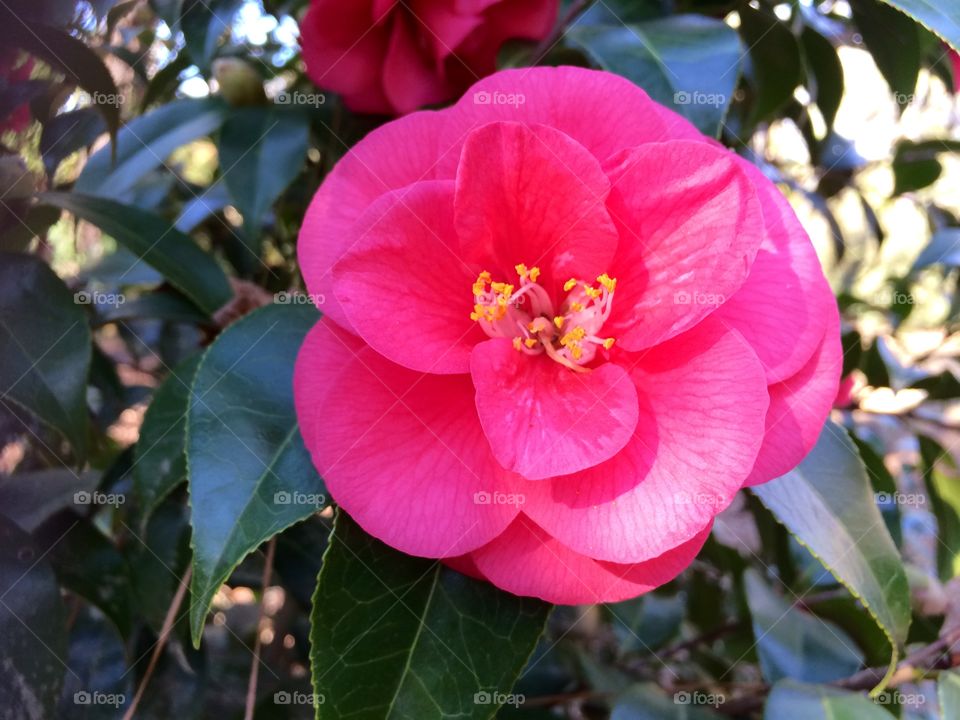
<box><xmin>2</xmin><ymin>0</ymin><xmax>960</xmax><ymax>717</ymax></box>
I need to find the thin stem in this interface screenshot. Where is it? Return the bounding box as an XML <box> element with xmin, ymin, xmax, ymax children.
<box><xmin>244</xmin><ymin>538</ymin><xmax>277</xmax><ymax>720</ymax></box>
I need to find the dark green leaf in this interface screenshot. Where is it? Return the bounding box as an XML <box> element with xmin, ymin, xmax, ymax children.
<box><xmin>744</xmin><ymin>568</ymin><xmax>863</xmax><ymax>684</ymax></box>
<box><xmin>218</xmin><ymin>106</ymin><xmax>309</xmax><ymax>232</ymax></box>
<box><xmin>57</xmin><ymin>609</ymin><xmax>132</xmax><ymax>718</ymax></box>
<box><xmin>0</xmin><ymin>513</ymin><xmax>68</xmax><ymax>720</ymax></box>
<box><xmin>0</xmin><ymin>252</ymin><xmax>91</xmax><ymax>459</ymax></box>
<box><xmin>187</xmin><ymin>303</ymin><xmax>325</xmax><ymax>645</ymax></box>
<box><xmin>918</xmin><ymin>435</ymin><xmax>960</xmax><ymax>580</ymax></box>
<box><xmin>752</xmin><ymin>423</ymin><xmax>911</xmax><ymax>690</ymax></box>
<box><xmin>135</xmin><ymin>354</ymin><xmax>203</xmax><ymax>528</ymax></box>
<box><xmin>38</xmin><ymin>192</ymin><xmax>232</xmax><ymax>316</ymax></box>
<box><xmin>40</xmin><ymin>108</ymin><xmax>106</xmax><ymax>178</ymax></box>
<box><xmin>801</xmin><ymin>27</ymin><xmax>844</xmax><ymax>129</ymax></box>
<box><xmin>180</xmin><ymin>0</ymin><xmax>244</xmax><ymax>69</ymax></box>
<box><xmin>763</xmin><ymin>680</ymin><xmax>895</xmax><ymax>719</ymax></box>
<box><xmin>94</xmin><ymin>292</ymin><xmax>208</xmax><ymax>326</ymax></box>
<box><xmin>740</xmin><ymin>7</ymin><xmax>803</xmax><ymax>123</ymax></box>
<box><xmin>566</xmin><ymin>15</ymin><xmax>743</xmax><ymax>137</ymax></box>
<box><xmin>311</xmin><ymin>512</ymin><xmax>550</xmax><ymax>720</ymax></box>
<box><xmin>875</xmin><ymin>0</ymin><xmax>960</xmax><ymax>53</ymax></box>
<box><xmin>74</xmin><ymin>97</ymin><xmax>227</xmax><ymax>198</ymax></box>
<box><xmin>0</xmin><ymin>22</ymin><xmax>119</xmax><ymax>153</ymax></box>
<box><xmin>141</xmin><ymin>52</ymin><xmax>191</xmax><ymax>110</ymax></box>
<box><xmin>851</xmin><ymin>0</ymin><xmax>921</xmax><ymax>108</ymax></box>
<box><xmin>611</xmin><ymin>683</ymin><xmax>722</xmax><ymax>719</ymax></box>
<box><xmin>0</xmin><ymin>469</ymin><xmax>98</xmax><ymax>532</ymax></box>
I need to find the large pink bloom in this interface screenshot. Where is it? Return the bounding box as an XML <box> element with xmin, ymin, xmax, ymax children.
<box><xmin>294</xmin><ymin>67</ymin><xmax>841</xmax><ymax>604</ymax></box>
<box><xmin>298</xmin><ymin>0</ymin><xmax>558</xmax><ymax>115</ymax></box>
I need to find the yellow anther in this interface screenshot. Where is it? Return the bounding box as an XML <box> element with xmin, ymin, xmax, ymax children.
<box><xmin>603</xmin><ymin>338</ymin><xmax>616</xmax><ymax>350</ymax></box>
<box><xmin>512</xmin><ymin>337</ymin><xmax>523</xmax><ymax>351</ymax></box>
<box><xmin>515</xmin><ymin>263</ymin><xmax>528</xmax><ymax>279</ymax></box>
<box><xmin>563</xmin><ymin>278</ymin><xmax>578</xmax><ymax>292</ymax></box>
<box><xmin>524</xmin><ymin>338</ymin><xmax>538</xmax><ymax>349</ymax></box>
<box><xmin>554</xmin><ymin>316</ymin><xmax>565</xmax><ymax>329</ymax></box>
<box><xmin>490</xmin><ymin>281</ymin><xmax>513</xmax><ymax>297</ymax></box>
<box><xmin>583</xmin><ymin>285</ymin><xmax>601</xmax><ymax>300</ymax></box>
<box><xmin>571</xmin><ymin>301</ymin><xmax>584</xmax><ymax>312</ymax></box>
<box><xmin>529</xmin><ymin>267</ymin><xmax>541</xmax><ymax>282</ymax></box>
<box><xmin>571</xmin><ymin>345</ymin><xmax>583</xmax><ymax>360</ymax></box>
<box><xmin>529</xmin><ymin>317</ymin><xmax>550</xmax><ymax>334</ymax></box>
<box><xmin>597</xmin><ymin>273</ymin><xmax>617</xmax><ymax>293</ymax></box>
<box><xmin>472</xmin><ymin>271</ymin><xmax>491</xmax><ymax>296</ymax></box>
<box><xmin>560</xmin><ymin>327</ymin><xmax>586</xmax><ymax>348</ymax></box>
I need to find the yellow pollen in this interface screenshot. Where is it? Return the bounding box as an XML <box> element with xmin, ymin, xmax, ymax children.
<box><xmin>571</xmin><ymin>301</ymin><xmax>584</xmax><ymax>312</ymax></box>
<box><xmin>472</xmin><ymin>271</ymin><xmax>491</xmax><ymax>296</ymax></box>
<box><xmin>560</xmin><ymin>327</ymin><xmax>586</xmax><ymax>346</ymax></box>
<box><xmin>512</xmin><ymin>337</ymin><xmax>523</xmax><ymax>351</ymax></box>
<box><xmin>524</xmin><ymin>338</ymin><xmax>538</xmax><ymax>348</ymax></box>
<box><xmin>515</xmin><ymin>263</ymin><xmax>528</xmax><ymax>278</ymax></box>
<box><xmin>563</xmin><ymin>278</ymin><xmax>578</xmax><ymax>292</ymax></box>
<box><xmin>572</xmin><ymin>346</ymin><xmax>583</xmax><ymax>360</ymax></box>
<box><xmin>529</xmin><ymin>267</ymin><xmax>541</xmax><ymax>282</ymax></box>
<box><xmin>554</xmin><ymin>316</ymin><xmax>565</xmax><ymax>329</ymax></box>
<box><xmin>603</xmin><ymin>338</ymin><xmax>616</xmax><ymax>350</ymax></box>
<box><xmin>597</xmin><ymin>273</ymin><xmax>617</xmax><ymax>293</ymax></box>
<box><xmin>583</xmin><ymin>285</ymin><xmax>601</xmax><ymax>300</ymax></box>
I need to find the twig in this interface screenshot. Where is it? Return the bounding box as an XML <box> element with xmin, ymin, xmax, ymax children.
<box><xmin>244</xmin><ymin>538</ymin><xmax>277</xmax><ymax>720</ymax></box>
<box><xmin>122</xmin><ymin>565</ymin><xmax>192</xmax><ymax>720</ymax></box>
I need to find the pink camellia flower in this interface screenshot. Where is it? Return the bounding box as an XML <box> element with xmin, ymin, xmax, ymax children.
<box><xmin>294</xmin><ymin>67</ymin><xmax>841</xmax><ymax>604</ymax></box>
<box><xmin>298</xmin><ymin>0</ymin><xmax>558</xmax><ymax>115</ymax></box>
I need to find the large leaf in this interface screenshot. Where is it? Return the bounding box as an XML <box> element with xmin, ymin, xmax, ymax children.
<box><xmin>566</xmin><ymin>15</ymin><xmax>742</xmax><ymax>137</ymax></box>
<box><xmin>135</xmin><ymin>354</ymin><xmax>203</xmax><ymax>528</ymax></box>
<box><xmin>850</xmin><ymin>0</ymin><xmax>921</xmax><ymax>107</ymax></box>
<box><xmin>0</xmin><ymin>470</ymin><xmax>98</xmax><ymax>532</ymax></box>
<box><xmin>310</xmin><ymin>512</ymin><xmax>551</xmax><ymax>720</ymax></box>
<box><xmin>940</xmin><ymin>671</ymin><xmax>960</xmax><ymax>718</ymax></box>
<box><xmin>56</xmin><ymin>609</ymin><xmax>132</xmax><ymax>718</ymax></box>
<box><xmin>74</xmin><ymin>97</ymin><xmax>227</xmax><ymax>198</ymax></box>
<box><xmin>218</xmin><ymin>106</ymin><xmax>309</xmax><ymax>232</ymax></box>
<box><xmin>800</xmin><ymin>26</ymin><xmax>844</xmax><ymax>129</ymax></box>
<box><xmin>180</xmin><ymin>0</ymin><xmax>244</xmax><ymax>69</ymax></box>
<box><xmin>752</xmin><ymin>423</ymin><xmax>911</xmax><ymax>691</ymax></box>
<box><xmin>763</xmin><ymin>680</ymin><xmax>895</xmax><ymax>719</ymax></box>
<box><xmin>740</xmin><ymin>6</ymin><xmax>803</xmax><ymax>123</ymax></box>
<box><xmin>0</xmin><ymin>513</ymin><xmax>68</xmax><ymax>720</ymax></box>
<box><xmin>744</xmin><ymin>568</ymin><xmax>863</xmax><ymax>684</ymax></box>
<box><xmin>0</xmin><ymin>252</ymin><xmax>91</xmax><ymax>459</ymax></box>
<box><xmin>40</xmin><ymin>108</ymin><xmax>107</xmax><ymax>177</ymax></box>
<box><xmin>876</xmin><ymin>0</ymin><xmax>960</xmax><ymax>53</ymax></box>
<box><xmin>918</xmin><ymin>436</ymin><xmax>960</xmax><ymax>580</ymax></box>
<box><xmin>0</xmin><ymin>22</ymin><xmax>119</xmax><ymax>152</ymax></box>
<box><xmin>187</xmin><ymin>303</ymin><xmax>325</xmax><ymax>645</ymax></box>
<box><xmin>39</xmin><ymin>193</ymin><xmax>232</xmax><ymax>316</ymax></box>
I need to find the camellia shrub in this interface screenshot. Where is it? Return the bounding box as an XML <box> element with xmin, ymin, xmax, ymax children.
<box><xmin>1</xmin><ymin>0</ymin><xmax>960</xmax><ymax>718</ymax></box>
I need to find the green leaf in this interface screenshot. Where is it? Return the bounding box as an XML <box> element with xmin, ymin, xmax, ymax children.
<box><xmin>752</xmin><ymin>423</ymin><xmax>911</xmax><ymax>692</ymax></box>
<box><xmin>740</xmin><ymin>6</ymin><xmax>803</xmax><ymax>124</ymax></box>
<box><xmin>58</xmin><ymin>609</ymin><xmax>132</xmax><ymax>717</ymax></box>
<box><xmin>875</xmin><ymin>0</ymin><xmax>960</xmax><ymax>53</ymax></box>
<box><xmin>939</xmin><ymin>671</ymin><xmax>960</xmax><ymax>717</ymax></box>
<box><xmin>218</xmin><ymin>106</ymin><xmax>309</xmax><ymax>232</ymax></box>
<box><xmin>911</xmin><ymin>228</ymin><xmax>960</xmax><ymax>272</ymax></box>
<box><xmin>611</xmin><ymin>684</ymin><xmax>723</xmax><ymax>719</ymax></box>
<box><xmin>0</xmin><ymin>252</ymin><xmax>91</xmax><ymax>459</ymax></box>
<box><xmin>764</xmin><ymin>680</ymin><xmax>895</xmax><ymax>719</ymax></box>
<box><xmin>310</xmin><ymin>512</ymin><xmax>550</xmax><ymax>720</ymax></box>
<box><xmin>566</xmin><ymin>15</ymin><xmax>743</xmax><ymax>137</ymax></box>
<box><xmin>0</xmin><ymin>469</ymin><xmax>98</xmax><ymax>532</ymax></box>
<box><xmin>744</xmin><ymin>568</ymin><xmax>863</xmax><ymax>684</ymax></box>
<box><xmin>135</xmin><ymin>354</ymin><xmax>203</xmax><ymax>528</ymax></box>
<box><xmin>180</xmin><ymin>0</ymin><xmax>244</xmax><ymax>69</ymax></box>
<box><xmin>187</xmin><ymin>303</ymin><xmax>325</xmax><ymax>645</ymax></box>
<box><xmin>0</xmin><ymin>513</ymin><xmax>68</xmax><ymax>720</ymax></box>
<box><xmin>0</xmin><ymin>23</ymin><xmax>119</xmax><ymax>154</ymax></box>
<box><xmin>38</xmin><ymin>193</ymin><xmax>232</xmax><ymax>316</ymax></box>
<box><xmin>918</xmin><ymin>435</ymin><xmax>960</xmax><ymax>580</ymax></box>
<box><xmin>75</xmin><ymin>97</ymin><xmax>227</xmax><ymax>198</ymax></box>
<box><xmin>39</xmin><ymin>108</ymin><xmax>106</xmax><ymax>177</ymax></box>
<box><xmin>801</xmin><ymin>27</ymin><xmax>844</xmax><ymax>129</ymax></box>
<box><xmin>851</xmin><ymin>0</ymin><xmax>920</xmax><ymax>107</ymax></box>
<box><xmin>892</xmin><ymin>140</ymin><xmax>942</xmax><ymax>195</ymax></box>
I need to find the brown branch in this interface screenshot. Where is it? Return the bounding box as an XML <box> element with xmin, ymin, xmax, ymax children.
<box><xmin>244</xmin><ymin>538</ymin><xmax>277</xmax><ymax>720</ymax></box>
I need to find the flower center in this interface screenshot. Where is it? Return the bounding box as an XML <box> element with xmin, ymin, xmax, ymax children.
<box><xmin>470</xmin><ymin>264</ymin><xmax>617</xmax><ymax>372</ymax></box>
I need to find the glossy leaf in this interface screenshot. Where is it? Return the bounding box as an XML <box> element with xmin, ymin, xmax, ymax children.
<box><xmin>876</xmin><ymin>0</ymin><xmax>960</xmax><ymax>53</ymax></box>
<box><xmin>74</xmin><ymin>97</ymin><xmax>227</xmax><ymax>198</ymax></box>
<box><xmin>744</xmin><ymin>568</ymin><xmax>863</xmax><ymax>684</ymax></box>
<box><xmin>40</xmin><ymin>108</ymin><xmax>106</xmax><ymax>177</ymax></box>
<box><xmin>0</xmin><ymin>513</ymin><xmax>68</xmax><ymax>720</ymax></box>
<box><xmin>57</xmin><ymin>609</ymin><xmax>132</xmax><ymax>717</ymax></box>
<box><xmin>311</xmin><ymin>512</ymin><xmax>551</xmax><ymax>720</ymax></box>
<box><xmin>180</xmin><ymin>0</ymin><xmax>244</xmax><ymax>69</ymax></box>
<box><xmin>39</xmin><ymin>193</ymin><xmax>232</xmax><ymax>316</ymax></box>
<box><xmin>918</xmin><ymin>436</ymin><xmax>960</xmax><ymax>580</ymax></box>
<box><xmin>218</xmin><ymin>106</ymin><xmax>309</xmax><ymax>232</ymax></box>
<box><xmin>567</xmin><ymin>15</ymin><xmax>742</xmax><ymax>137</ymax></box>
<box><xmin>0</xmin><ymin>252</ymin><xmax>91</xmax><ymax>459</ymax></box>
<box><xmin>851</xmin><ymin>0</ymin><xmax>920</xmax><ymax>108</ymax></box>
<box><xmin>740</xmin><ymin>6</ymin><xmax>803</xmax><ymax>123</ymax></box>
<box><xmin>752</xmin><ymin>423</ymin><xmax>911</xmax><ymax>691</ymax></box>
<box><xmin>187</xmin><ymin>303</ymin><xmax>325</xmax><ymax>645</ymax></box>
<box><xmin>0</xmin><ymin>469</ymin><xmax>98</xmax><ymax>532</ymax></box>
<box><xmin>135</xmin><ymin>354</ymin><xmax>203</xmax><ymax>528</ymax></box>
<box><xmin>801</xmin><ymin>26</ymin><xmax>844</xmax><ymax>129</ymax></box>
<box><xmin>764</xmin><ymin>680</ymin><xmax>895</xmax><ymax>719</ymax></box>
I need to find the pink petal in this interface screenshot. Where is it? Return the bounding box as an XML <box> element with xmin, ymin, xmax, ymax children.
<box><xmin>454</xmin><ymin>121</ymin><xmax>618</xmax><ymax>295</ymax></box>
<box><xmin>383</xmin><ymin>12</ymin><xmax>453</xmax><ymax>114</ymax></box>
<box><xmin>744</xmin><ymin>303</ymin><xmax>842</xmax><ymax>486</ymax></box>
<box><xmin>333</xmin><ymin>180</ymin><xmax>484</xmax><ymax>374</ymax></box>
<box><xmin>298</xmin><ymin>108</ymin><xmax>462</xmax><ymax>332</ymax></box>
<box><xmin>522</xmin><ymin>318</ymin><xmax>768</xmax><ymax>563</ymax></box>
<box><xmin>409</xmin><ymin>0</ymin><xmax>484</xmax><ymax>61</ymax></box>
<box><xmin>603</xmin><ymin>141</ymin><xmax>763</xmax><ymax>350</ymax></box>
<box><xmin>295</xmin><ymin>327</ymin><xmax>522</xmax><ymax>556</ymax></box>
<box><xmin>470</xmin><ymin>339</ymin><xmax>639</xmax><ymax>480</ymax></box>
<box><xmin>712</xmin><ymin>160</ymin><xmax>836</xmax><ymax>383</ymax></box>
<box><xmin>469</xmin><ymin>515</ymin><xmax>712</xmax><ymax>604</ymax></box>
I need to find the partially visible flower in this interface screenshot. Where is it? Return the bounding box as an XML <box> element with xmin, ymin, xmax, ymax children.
<box><xmin>0</xmin><ymin>50</ymin><xmax>36</xmax><ymax>134</ymax></box>
<box><xmin>295</xmin><ymin>67</ymin><xmax>841</xmax><ymax>604</ymax></box>
<box><xmin>298</xmin><ymin>0</ymin><xmax>558</xmax><ymax>115</ymax></box>
<box><xmin>949</xmin><ymin>46</ymin><xmax>960</xmax><ymax>93</ymax></box>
